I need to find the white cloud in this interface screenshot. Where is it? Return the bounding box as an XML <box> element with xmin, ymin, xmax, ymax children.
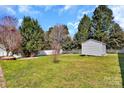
<box><xmin>6</xmin><ymin>7</ymin><xmax>16</xmax><ymax>15</ymax></box>
<box><xmin>77</xmin><ymin>8</ymin><xmax>95</xmax><ymax>20</ymax></box>
<box><xmin>67</xmin><ymin>21</ymin><xmax>79</xmax><ymax>36</ymax></box>
<box><xmin>67</xmin><ymin>21</ymin><xmax>79</xmax><ymax>30</ymax></box>
<box><xmin>77</xmin><ymin>10</ymin><xmax>92</xmax><ymax>20</ymax></box>
<box><xmin>67</xmin><ymin>8</ymin><xmax>94</xmax><ymax>36</ymax></box>
<box><xmin>109</xmin><ymin>5</ymin><xmax>124</xmax><ymax>30</ymax></box>
<box><xmin>82</xmin><ymin>10</ymin><xmax>92</xmax><ymax>15</ymax></box>
<box><xmin>44</xmin><ymin>6</ymin><xmax>54</xmax><ymax>12</ymax></box>
<box><xmin>63</xmin><ymin>5</ymin><xmax>72</xmax><ymax>11</ymax></box>
<box><xmin>18</xmin><ymin>5</ymin><xmax>40</xmax><ymax>15</ymax></box>
<box><xmin>59</xmin><ymin>5</ymin><xmax>74</xmax><ymax>15</ymax></box>
<box><xmin>19</xmin><ymin>6</ymin><xmax>29</xmax><ymax>13</ymax></box>
<box><xmin>0</xmin><ymin>6</ymin><xmax>16</xmax><ymax>15</ymax></box>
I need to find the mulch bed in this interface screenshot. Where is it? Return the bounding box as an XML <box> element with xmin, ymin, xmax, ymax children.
<box><xmin>0</xmin><ymin>56</ymin><xmax>16</xmax><ymax>60</ymax></box>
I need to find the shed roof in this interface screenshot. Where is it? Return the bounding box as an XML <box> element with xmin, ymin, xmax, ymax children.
<box><xmin>82</xmin><ymin>39</ymin><xmax>106</xmax><ymax>45</ymax></box>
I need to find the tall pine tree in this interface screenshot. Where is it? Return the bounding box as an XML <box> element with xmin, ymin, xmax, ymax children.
<box><xmin>19</xmin><ymin>16</ymin><xmax>44</xmax><ymax>57</ymax></box>
<box><xmin>91</xmin><ymin>5</ymin><xmax>113</xmax><ymax>42</ymax></box>
<box><xmin>108</xmin><ymin>23</ymin><xmax>124</xmax><ymax>49</ymax></box>
<box><xmin>74</xmin><ymin>14</ymin><xmax>91</xmax><ymax>49</ymax></box>
<box><xmin>91</xmin><ymin>5</ymin><xmax>124</xmax><ymax>49</ymax></box>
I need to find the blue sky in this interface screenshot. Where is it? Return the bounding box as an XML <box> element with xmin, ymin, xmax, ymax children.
<box><xmin>0</xmin><ymin>5</ymin><xmax>124</xmax><ymax>36</ymax></box>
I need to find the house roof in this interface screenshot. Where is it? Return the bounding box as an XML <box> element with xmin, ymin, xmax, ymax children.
<box><xmin>82</xmin><ymin>39</ymin><xmax>106</xmax><ymax>45</ymax></box>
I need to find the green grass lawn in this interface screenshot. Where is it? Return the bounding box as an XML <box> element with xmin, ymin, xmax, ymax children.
<box><xmin>0</xmin><ymin>54</ymin><xmax>124</xmax><ymax>88</ymax></box>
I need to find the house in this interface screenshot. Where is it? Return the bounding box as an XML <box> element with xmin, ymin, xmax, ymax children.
<box><xmin>0</xmin><ymin>44</ymin><xmax>22</xmax><ymax>58</ymax></box>
<box><xmin>81</xmin><ymin>39</ymin><xmax>106</xmax><ymax>56</ymax></box>
<box><xmin>0</xmin><ymin>43</ymin><xmax>63</xmax><ymax>57</ymax></box>
<box><xmin>0</xmin><ymin>44</ymin><xmax>7</xmax><ymax>56</ymax></box>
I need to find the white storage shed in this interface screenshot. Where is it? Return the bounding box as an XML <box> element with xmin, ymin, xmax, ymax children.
<box><xmin>81</xmin><ymin>39</ymin><xmax>106</xmax><ymax>56</ymax></box>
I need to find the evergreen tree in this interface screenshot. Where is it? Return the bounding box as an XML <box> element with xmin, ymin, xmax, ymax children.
<box><xmin>62</xmin><ymin>36</ymin><xmax>73</xmax><ymax>51</ymax></box>
<box><xmin>91</xmin><ymin>5</ymin><xmax>113</xmax><ymax>42</ymax></box>
<box><xmin>108</xmin><ymin>23</ymin><xmax>124</xmax><ymax>49</ymax></box>
<box><xmin>19</xmin><ymin>16</ymin><xmax>44</xmax><ymax>57</ymax></box>
<box><xmin>74</xmin><ymin>14</ymin><xmax>91</xmax><ymax>49</ymax></box>
<box><xmin>91</xmin><ymin>5</ymin><xmax>124</xmax><ymax>49</ymax></box>
<box><xmin>44</xmin><ymin>27</ymin><xmax>53</xmax><ymax>50</ymax></box>
<box><xmin>63</xmin><ymin>25</ymin><xmax>69</xmax><ymax>35</ymax></box>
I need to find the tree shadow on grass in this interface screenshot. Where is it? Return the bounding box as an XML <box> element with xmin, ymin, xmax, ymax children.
<box><xmin>118</xmin><ymin>53</ymin><xmax>124</xmax><ymax>87</ymax></box>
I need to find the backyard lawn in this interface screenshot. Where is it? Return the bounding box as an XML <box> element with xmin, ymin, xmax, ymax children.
<box><xmin>0</xmin><ymin>54</ymin><xmax>124</xmax><ymax>88</ymax></box>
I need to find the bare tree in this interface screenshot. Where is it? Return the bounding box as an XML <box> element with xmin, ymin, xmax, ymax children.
<box><xmin>0</xmin><ymin>16</ymin><xmax>22</xmax><ymax>56</ymax></box>
<box><xmin>50</xmin><ymin>24</ymin><xmax>68</xmax><ymax>62</ymax></box>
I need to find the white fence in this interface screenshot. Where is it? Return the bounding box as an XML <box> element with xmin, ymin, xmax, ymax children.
<box><xmin>38</xmin><ymin>50</ymin><xmax>63</xmax><ymax>56</ymax></box>
<box><xmin>119</xmin><ymin>48</ymin><xmax>124</xmax><ymax>53</ymax></box>
<box><xmin>1</xmin><ymin>48</ymin><xmax>124</xmax><ymax>58</ymax></box>
<box><xmin>107</xmin><ymin>48</ymin><xmax>124</xmax><ymax>54</ymax></box>
<box><xmin>62</xmin><ymin>50</ymin><xmax>81</xmax><ymax>54</ymax></box>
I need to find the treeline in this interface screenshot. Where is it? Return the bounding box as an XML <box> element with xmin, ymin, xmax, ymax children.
<box><xmin>74</xmin><ymin>5</ymin><xmax>124</xmax><ymax>49</ymax></box>
<box><xmin>0</xmin><ymin>5</ymin><xmax>124</xmax><ymax>57</ymax></box>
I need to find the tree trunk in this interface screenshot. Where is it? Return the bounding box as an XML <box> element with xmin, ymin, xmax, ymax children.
<box><xmin>30</xmin><ymin>52</ymin><xmax>36</xmax><ymax>57</ymax></box>
<box><xmin>52</xmin><ymin>44</ymin><xmax>60</xmax><ymax>63</ymax></box>
<box><xmin>6</xmin><ymin>51</ymin><xmax>9</xmax><ymax>56</ymax></box>
<box><xmin>11</xmin><ymin>52</ymin><xmax>14</xmax><ymax>56</ymax></box>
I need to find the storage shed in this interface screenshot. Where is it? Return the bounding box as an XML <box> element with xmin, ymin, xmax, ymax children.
<box><xmin>81</xmin><ymin>39</ymin><xmax>106</xmax><ymax>56</ymax></box>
